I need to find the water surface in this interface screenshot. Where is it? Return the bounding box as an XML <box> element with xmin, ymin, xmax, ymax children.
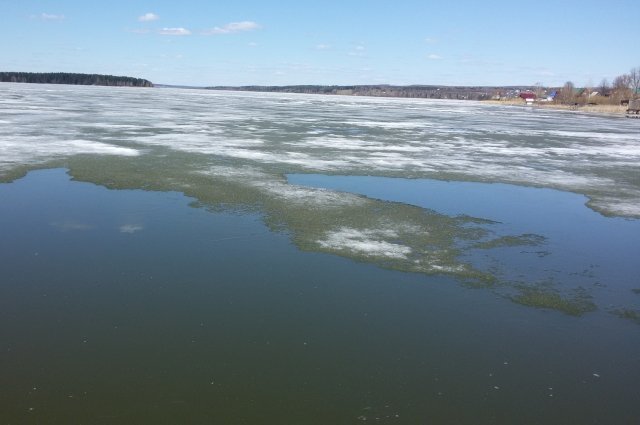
<box><xmin>1</xmin><ymin>169</ymin><xmax>639</xmax><ymax>424</ymax></box>
<box><xmin>1</xmin><ymin>83</ymin><xmax>639</xmax><ymax>424</ymax></box>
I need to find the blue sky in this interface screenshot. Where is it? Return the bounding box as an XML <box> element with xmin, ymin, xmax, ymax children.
<box><xmin>2</xmin><ymin>0</ymin><xmax>638</xmax><ymax>86</ymax></box>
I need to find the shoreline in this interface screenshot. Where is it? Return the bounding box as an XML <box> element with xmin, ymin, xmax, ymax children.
<box><xmin>481</xmin><ymin>99</ymin><xmax>628</xmax><ymax>117</ymax></box>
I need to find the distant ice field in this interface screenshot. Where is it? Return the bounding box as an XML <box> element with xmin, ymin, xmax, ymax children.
<box><xmin>1</xmin><ymin>83</ymin><xmax>639</xmax><ymax>217</ymax></box>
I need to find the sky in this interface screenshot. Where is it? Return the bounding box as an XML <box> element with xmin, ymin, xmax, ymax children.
<box><xmin>1</xmin><ymin>0</ymin><xmax>639</xmax><ymax>87</ymax></box>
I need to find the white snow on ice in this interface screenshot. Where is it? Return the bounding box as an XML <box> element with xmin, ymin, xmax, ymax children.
<box><xmin>1</xmin><ymin>83</ymin><xmax>638</xmax><ymax>216</ymax></box>
<box><xmin>317</xmin><ymin>227</ymin><xmax>412</xmax><ymax>259</ymax></box>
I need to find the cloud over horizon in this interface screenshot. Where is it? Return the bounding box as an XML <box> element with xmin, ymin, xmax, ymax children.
<box><xmin>33</xmin><ymin>13</ymin><xmax>65</xmax><ymax>21</ymax></box>
<box><xmin>138</xmin><ymin>12</ymin><xmax>159</xmax><ymax>22</ymax></box>
<box><xmin>202</xmin><ymin>21</ymin><xmax>261</xmax><ymax>35</ymax></box>
<box><xmin>344</xmin><ymin>44</ymin><xmax>366</xmax><ymax>57</ymax></box>
<box><xmin>159</xmin><ymin>27</ymin><xmax>191</xmax><ymax>36</ymax></box>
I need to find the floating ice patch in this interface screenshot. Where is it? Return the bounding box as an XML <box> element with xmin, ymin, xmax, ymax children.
<box><xmin>258</xmin><ymin>182</ymin><xmax>364</xmax><ymax>206</ymax></box>
<box><xmin>588</xmin><ymin>196</ymin><xmax>640</xmax><ymax>218</ymax></box>
<box><xmin>0</xmin><ymin>138</ymin><xmax>139</xmax><ymax>172</ymax></box>
<box><xmin>317</xmin><ymin>227</ymin><xmax>412</xmax><ymax>259</ymax></box>
<box><xmin>119</xmin><ymin>224</ymin><xmax>144</xmax><ymax>234</ymax></box>
<box><xmin>201</xmin><ymin>166</ymin><xmax>365</xmax><ymax>207</ymax></box>
<box><xmin>427</xmin><ymin>264</ymin><xmax>467</xmax><ymax>273</ymax></box>
<box><xmin>64</xmin><ymin>140</ymin><xmax>140</xmax><ymax>157</ymax></box>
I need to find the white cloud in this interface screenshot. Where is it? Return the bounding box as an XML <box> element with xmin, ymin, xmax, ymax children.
<box><xmin>427</xmin><ymin>54</ymin><xmax>442</xmax><ymax>60</ymax></box>
<box><xmin>159</xmin><ymin>27</ymin><xmax>191</xmax><ymax>36</ymax></box>
<box><xmin>129</xmin><ymin>28</ymin><xmax>151</xmax><ymax>34</ymax></box>
<box><xmin>202</xmin><ymin>21</ymin><xmax>261</xmax><ymax>35</ymax></box>
<box><xmin>347</xmin><ymin>45</ymin><xmax>366</xmax><ymax>57</ymax></box>
<box><xmin>315</xmin><ymin>44</ymin><xmax>331</xmax><ymax>50</ymax></box>
<box><xmin>138</xmin><ymin>12</ymin><xmax>159</xmax><ymax>22</ymax></box>
<box><xmin>425</xmin><ymin>37</ymin><xmax>438</xmax><ymax>44</ymax></box>
<box><xmin>248</xmin><ymin>42</ymin><xmax>258</xmax><ymax>47</ymax></box>
<box><xmin>33</xmin><ymin>13</ymin><xmax>65</xmax><ymax>21</ymax></box>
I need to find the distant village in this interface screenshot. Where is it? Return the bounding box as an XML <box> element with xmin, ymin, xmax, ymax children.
<box><xmin>209</xmin><ymin>67</ymin><xmax>640</xmax><ymax>115</ymax></box>
<box><xmin>494</xmin><ymin>84</ymin><xmax>637</xmax><ymax>107</ymax></box>
<box><xmin>492</xmin><ymin>69</ymin><xmax>640</xmax><ymax>117</ymax></box>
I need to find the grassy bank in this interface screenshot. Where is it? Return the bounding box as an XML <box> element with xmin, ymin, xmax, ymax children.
<box><xmin>482</xmin><ymin>99</ymin><xmax>627</xmax><ymax>116</ymax></box>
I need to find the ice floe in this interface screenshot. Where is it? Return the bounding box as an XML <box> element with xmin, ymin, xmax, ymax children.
<box><xmin>1</xmin><ymin>83</ymin><xmax>638</xmax><ymax>217</ymax></box>
<box><xmin>317</xmin><ymin>227</ymin><xmax>412</xmax><ymax>259</ymax></box>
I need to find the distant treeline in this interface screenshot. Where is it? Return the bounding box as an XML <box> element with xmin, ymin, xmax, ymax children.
<box><xmin>206</xmin><ymin>84</ymin><xmax>510</xmax><ymax>100</ymax></box>
<box><xmin>0</xmin><ymin>72</ymin><xmax>153</xmax><ymax>87</ymax></box>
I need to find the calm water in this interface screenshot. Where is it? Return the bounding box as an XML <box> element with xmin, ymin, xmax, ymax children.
<box><xmin>1</xmin><ymin>84</ymin><xmax>639</xmax><ymax>424</ymax></box>
<box><xmin>1</xmin><ymin>169</ymin><xmax>639</xmax><ymax>424</ymax></box>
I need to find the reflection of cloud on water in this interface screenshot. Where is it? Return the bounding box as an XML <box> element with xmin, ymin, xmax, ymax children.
<box><xmin>119</xmin><ymin>224</ymin><xmax>144</xmax><ymax>234</ymax></box>
<box><xmin>50</xmin><ymin>221</ymin><xmax>93</xmax><ymax>232</ymax></box>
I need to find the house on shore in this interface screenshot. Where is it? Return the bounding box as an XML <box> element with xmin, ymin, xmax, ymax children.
<box><xmin>519</xmin><ymin>92</ymin><xmax>536</xmax><ymax>105</ymax></box>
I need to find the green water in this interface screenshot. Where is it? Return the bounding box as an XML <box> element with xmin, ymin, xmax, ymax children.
<box><xmin>1</xmin><ymin>169</ymin><xmax>639</xmax><ymax>424</ymax></box>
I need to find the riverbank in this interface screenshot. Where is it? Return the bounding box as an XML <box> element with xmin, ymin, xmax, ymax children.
<box><xmin>482</xmin><ymin>99</ymin><xmax>628</xmax><ymax>117</ymax></box>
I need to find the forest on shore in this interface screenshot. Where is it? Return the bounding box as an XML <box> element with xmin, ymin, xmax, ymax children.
<box><xmin>0</xmin><ymin>72</ymin><xmax>153</xmax><ymax>87</ymax></box>
<box><xmin>206</xmin><ymin>84</ymin><xmax>497</xmax><ymax>100</ymax></box>
<box><xmin>207</xmin><ymin>67</ymin><xmax>640</xmax><ymax>104</ymax></box>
